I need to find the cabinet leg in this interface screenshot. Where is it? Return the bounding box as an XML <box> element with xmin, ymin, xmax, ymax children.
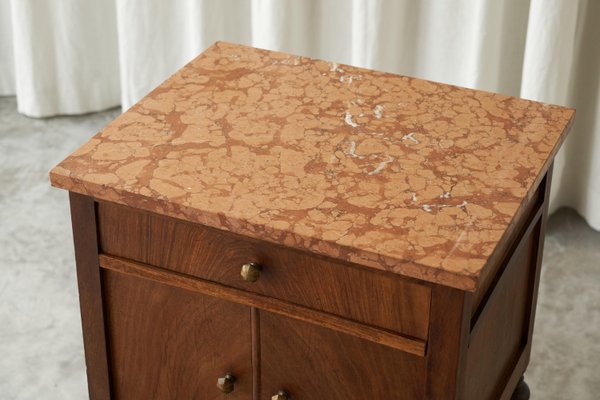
<box><xmin>511</xmin><ymin>376</ymin><xmax>530</xmax><ymax>400</ymax></box>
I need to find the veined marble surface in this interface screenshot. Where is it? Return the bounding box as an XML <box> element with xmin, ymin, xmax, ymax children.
<box><xmin>50</xmin><ymin>42</ymin><xmax>574</xmax><ymax>290</ymax></box>
<box><xmin>1</xmin><ymin>97</ymin><xmax>597</xmax><ymax>399</ymax></box>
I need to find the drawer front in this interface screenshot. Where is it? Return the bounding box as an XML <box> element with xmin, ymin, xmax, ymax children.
<box><xmin>97</xmin><ymin>201</ymin><xmax>431</xmax><ymax>341</ymax></box>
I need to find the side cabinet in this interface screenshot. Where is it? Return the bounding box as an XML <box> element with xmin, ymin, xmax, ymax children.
<box><xmin>68</xmin><ymin>169</ymin><xmax>551</xmax><ymax>400</ymax></box>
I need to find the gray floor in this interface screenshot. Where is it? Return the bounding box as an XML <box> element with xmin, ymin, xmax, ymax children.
<box><xmin>0</xmin><ymin>96</ymin><xmax>598</xmax><ymax>399</ymax></box>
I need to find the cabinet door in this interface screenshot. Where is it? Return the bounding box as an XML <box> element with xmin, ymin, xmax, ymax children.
<box><xmin>260</xmin><ymin>311</ymin><xmax>427</xmax><ymax>399</ymax></box>
<box><xmin>102</xmin><ymin>269</ymin><xmax>252</xmax><ymax>399</ymax></box>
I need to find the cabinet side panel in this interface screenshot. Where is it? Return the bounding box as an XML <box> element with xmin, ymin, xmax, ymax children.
<box><xmin>463</xmin><ymin>216</ymin><xmax>541</xmax><ymax>400</ymax></box>
<box><xmin>69</xmin><ymin>192</ymin><xmax>111</xmax><ymax>400</ymax></box>
<box><xmin>102</xmin><ymin>269</ymin><xmax>253</xmax><ymax>400</ymax></box>
<box><xmin>259</xmin><ymin>311</ymin><xmax>427</xmax><ymax>400</ymax></box>
<box><xmin>470</xmin><ymin>178</ymin><xmax>544</xmax><ymax>316</ymax></box>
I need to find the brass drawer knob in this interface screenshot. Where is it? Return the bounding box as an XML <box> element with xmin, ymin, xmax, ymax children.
<box><xmin>272</xmin><ymin>390</ymin><xmax>290</xmax><ymax>400</ymax></box>
<box><xmin>217</xmin><ymin>373</ymin><xmax>236</xmax><ymax>394</ymax></box>
<box><xmin>241</xmin><ymin>262</ymin><xmax>262</xmax><ymax>282</ymax></box>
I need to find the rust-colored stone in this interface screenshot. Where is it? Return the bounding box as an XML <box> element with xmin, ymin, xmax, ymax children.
<box><xmin>50</xmin><ymin>42</ymin><xmax>574</xmax><ymax>291</ymax></box>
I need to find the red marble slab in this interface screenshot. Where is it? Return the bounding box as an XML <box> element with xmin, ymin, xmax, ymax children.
<box><xmin>50</xmin><ymin>42</ymin><xmax>574</xmax><ymax>290</ymax></box>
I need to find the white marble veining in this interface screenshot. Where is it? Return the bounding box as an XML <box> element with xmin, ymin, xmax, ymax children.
<box><xmin>343</xmin><ymin>111</ymin><xmax>359</xmax><ymax>127</ymax></box>
<box><xmin>402</xmin><ymin>132</ymin><xmax>419</xmax><ymax>144</ymax></box>
<box><xmin>367</xmin><ymin>155</ymin><xmax>394</xmax><ymax>175</ymax></box>
<box><xmin>373</xmin><ymin>104</ymin><xmax>384</xmax><ymax>119</ymax></box>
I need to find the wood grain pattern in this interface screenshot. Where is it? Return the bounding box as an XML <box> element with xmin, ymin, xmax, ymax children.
<box><xmin>259</xmin><ymin>311</ymin><xmax>427</xmax><ymax>400</ymax></box>
<box><xmin>65</xmin><ymin>168</ymin><xmax>555</xmax><ymax>400</ymax></box>
<box><xmin>425</xmin><ymin>285</ymin><xmax>471</xmax><ymax>400</ymax></box>
<box><xmin>102</xmin><ymin>269</ymin><xmax>253</xmax><ymax>399</ymax></box>
<box><xmin>97</xmin><ymin>201</ymin><xmax>431</xmax><ymax>340</ymax></box>
<box><xmin>68</xmin><ymin>192</ymin><xmax>111</xmax><ymax>400</ymax></box>
<box><xmin>99</xmin><ymin>254</ymin><xmax>426</xmax><ymax>357</ymax></box>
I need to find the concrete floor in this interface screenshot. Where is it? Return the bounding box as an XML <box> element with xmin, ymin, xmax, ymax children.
<box><xmin>0</xmin><ymin>96</ymin><xmax>598</xmax><ymax>399</ymax></box>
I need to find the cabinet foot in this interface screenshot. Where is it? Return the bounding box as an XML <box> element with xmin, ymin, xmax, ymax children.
<box><xmin>511</xmin><ymin>376</ymin><xmax>530</xmax><ymax>400</ymax></box>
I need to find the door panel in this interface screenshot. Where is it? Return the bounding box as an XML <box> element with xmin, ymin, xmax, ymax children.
<box><xmin>102</xmin><ymin>269</ymin><xmax>252</xmax><ymax>399</ymax></box>
<box><xmin>260</xmin><ymin>311</ymin><xmax>427</xmax><ymax>400</ymax></box>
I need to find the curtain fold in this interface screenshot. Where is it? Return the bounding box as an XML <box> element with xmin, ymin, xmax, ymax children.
<box><xmin>1</xmin><ymin>0</ymin><xmax>598</xmax><ymax>230</ymax></box>
<box><xmin>0</xmin><ymin>0</ymin><xmax>14</xmax><ymax>95</ymax></box>
<box><xmin>4</xmin><ymin>0</ymin><xmax>120</xmax><ymax>116</ymax></box>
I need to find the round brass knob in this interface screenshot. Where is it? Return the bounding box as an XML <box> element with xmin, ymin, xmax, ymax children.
<box><xmin>272</xmin><ymin>390</ymin><xmax>290</xmax><ymax>400</ymax></box>
<box><xmin>240</xmin><ymin>262</ymin><xmax>262</xmax><ymax>282</ymax></box>
<box><xmin>217</xmin><ymin>373</ymin><xmax>236</xmax><ymax>394</ymax></box>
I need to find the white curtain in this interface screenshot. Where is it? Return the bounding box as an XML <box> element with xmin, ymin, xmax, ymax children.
<box><xmin>1</xmin><ymin>0</ymin><xmax>599</xmax><ymax>230</ymax></box>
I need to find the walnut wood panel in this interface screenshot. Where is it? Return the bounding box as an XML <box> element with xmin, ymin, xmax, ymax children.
<box><xmin>68</xmin><ymin>192</ymin><xmax>111</xmax><ymax>400</ymax></box>
<box><xmin>102</xmin><ymin>269</ymin><xmax>253</xmax><ymax>399</ymax></box>
<box><xmin>251</xmin><ymin>308</ymin><xmax>260</xmax><ymax>400</ymax></box>
<box><xmin>425</xmin><ymin>285</ymin><xmax>471</xmax><ymax>400</ymax></box>
<box><xmin>463</xmin><ymin>212</ymin><xmax>542</xmax><ymax>400</ymax></box>
<box><xmin>259</xmin><ymin>311</ymin><xmax>427</xmax><ymax>400</ymax></box>
<box><xmin>499</xmin><ymin>166</ymin><xmax>554</xmax><ymax>400</ymax></box>
<box><xmin>97</xmin><ymin>201</ymin><xmax>431</xmax><ymax>340</ymax></box>
<box><xmin>99</xmin><ymin>254</ymin><xmax>426</xmax><ymax>356</ymax></box>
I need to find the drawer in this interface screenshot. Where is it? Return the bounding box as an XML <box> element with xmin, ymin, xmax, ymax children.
<box><xmin>97</xmin><ymin>201</ymin><xmax>431</xmax><ymax>341</ymax></box>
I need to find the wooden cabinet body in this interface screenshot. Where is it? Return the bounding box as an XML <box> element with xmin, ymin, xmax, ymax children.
<box><xmin>54</xmin><ymin>42</ymin><xmax>573</xmax><ymax>400</ymax></box>
<box><xmin>68</xmin><ymin>170</ymin><xmax>551</xmax><ymax>400</ymax></box>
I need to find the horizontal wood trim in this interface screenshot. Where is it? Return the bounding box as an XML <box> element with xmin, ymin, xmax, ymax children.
<box><xmin>98</xmin><ymin>254</ymin><xmax>427</xmax><ymax>357</ymax></box>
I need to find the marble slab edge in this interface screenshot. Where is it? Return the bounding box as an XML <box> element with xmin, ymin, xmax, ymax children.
<box><xmin>473</xmin><ymin>111</ymin><xmax>574</xmax><ymax>291</ymax></box>
<box><xmin>49</xmin><ymin>102</ymin><xmax>572</xmax><ymax>297</ymax></box>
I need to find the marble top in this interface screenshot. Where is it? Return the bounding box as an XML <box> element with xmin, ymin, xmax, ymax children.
<box><xmin>50</xmin><ymin>42</ymin><xmax>574</xmax><ymax>291</ymax></box>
